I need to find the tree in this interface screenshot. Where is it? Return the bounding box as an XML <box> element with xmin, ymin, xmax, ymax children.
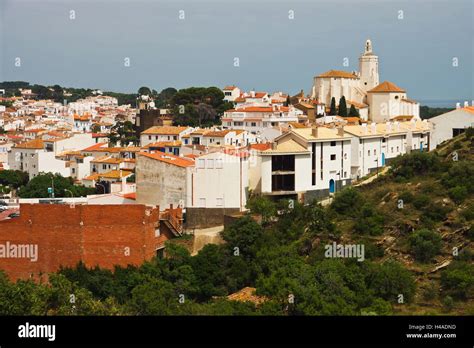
<box><xmin>109</xmin><ymin>121</ymin><xmax>138</xmax><ymax>146</ymax></box>
<box><xmin>329</xmin><ymin>97</ymin><xmax>337</xmax><ymax>116</ymax></box>
<box><xmin>246</xmin><ymin>195</ymin><xmax>276</xmax><ymax>225</ymax></box>
<box><xmin>155</xmin><ymin>87</ymin><xmax>177</xmax><ymax>108</ymax></box>
<box><xmin>194</xmin><ymin>103</ymin><xmax>217</xmax><ymax>126</ymax></box>
<box><xmin>221</xmin><ymin>216</ymin><xmax>264</xmax><ymax>259</ymax></box>
<box><xmin>0</xmin><ymin>170</ymin><xmax>29</xmax><ymax>189</ymax></box>
<box><xmin>18</xmin><ymin>173</ymin><xmax>95</xmax><ymax>198</ymax></box>
<box><xmin>348</xmin><ymin>104</ymin><xmax>360</xmax><ymax>117</ymax></box>
<box><xmin>285</xmin><ymin>95</ymin><xmax>291</xmax><ymax>107</ymax></box>
<box><xmin>338</xmin><ymin>96</ymin><xmax>348</xmax><ymax>117</ymax></box>
<box><xmin>408</xmin><ymin>229</ymin><xmax>442</xmax><ymax>263</ymax></box>
<box><xmin>137</xmin><ymin>86</ymin><xmax>152</xmax><ymax>96</ymax></box>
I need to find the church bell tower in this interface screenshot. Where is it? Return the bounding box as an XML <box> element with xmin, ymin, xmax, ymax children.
<box><xmin>359</xmin><ymin>39</ymin><xmax>379</xmax><ymax>92</ymax></box>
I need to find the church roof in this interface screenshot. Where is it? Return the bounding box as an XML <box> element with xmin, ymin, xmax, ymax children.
<box><xmin>317</xmin><ymin>70</ymin><xmax>359</xmax><ymax>79</ymax></box>
<box><xmin>368</xmin><ymin>81</ymin><xmax>406</xmax><ymax>93</ymax></box>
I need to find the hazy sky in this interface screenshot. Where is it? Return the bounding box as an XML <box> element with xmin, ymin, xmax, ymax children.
<box><xmin>1</xmin><ymin>0</ymin><xmax>473</xmax><ymax>101</ymax></box>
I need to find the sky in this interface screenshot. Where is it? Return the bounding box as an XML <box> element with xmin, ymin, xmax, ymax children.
<box><xmin>0</xmin><ymin>0</ymin><xmax>473</xmax><ymax>102</ymax></box>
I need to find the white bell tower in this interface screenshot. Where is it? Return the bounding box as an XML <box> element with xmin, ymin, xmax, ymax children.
<box><xmin>359</xmin><ymin>39</ymin><xmax>379</xmax><ymax>92</ymax></box>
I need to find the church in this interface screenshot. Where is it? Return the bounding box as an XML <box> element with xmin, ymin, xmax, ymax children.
<box><xmin>310</xmin><ymin>40</ymin><xmax>420</xmax><ymax>123</ymax></box>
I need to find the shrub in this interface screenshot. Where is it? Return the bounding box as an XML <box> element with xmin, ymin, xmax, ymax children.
<box><xmin>353</xmin><ymin>204</ymin><xmax>385</xmax><ymax>235</ymax></box>
<box><xmin>408</xmin><ymin>229</ymin><xmax>442</xmax><ymax>263</ymax></box>
<box><xmin>421</xmin><ymin>203</ymin><xmax>450</xmax><ymax>223</ymax></box>
<box><xmin>442</xmin><ymin>295</ymin><xmax>455</xmax><ymax>311</ymax></box>
<box><xmin>367</xmin><ymin>261</ymin><xmax>416</xmax><ymax>303</ymax></box>
<box><xmin>398</xmin><ymin>191</ymin><xmax>414</xmax><ymax>204</ymax></box>
<box><xmin>461</xmin><ymin>203</ymin><xmax>474</xmax><ymax>221</ymax></box>
<box><xmin>442</xmin><ymin>161</ymin><xmax>474</xmax><ymax>193</ymax></box>
<box><xmin>448</xmin><ymin>186</ymin><xmax>468</xmax><ymax>204</ymax></box>
<box><xmin>412</xmin><ymin>194</ymin><xmax>430</xmax><ymax>210</ymax></box>
<box><xmin>389</xmin><ymin>152</ymin><xmax>441</xmax><ymax>179</ymax></box>
<box><xmin>422</xmin><ymin>284</ymin><xmax>438</xmax><ymax>301</ymax></box>
<box><xmin>440</xmin><ymin>261</ymin><xmax>474</xmax><ymax>299</ymax></box>
<box><xmin>331</xmin><ymin>187</ymin><xmax>364</xmax><ymax>217</ymax></box>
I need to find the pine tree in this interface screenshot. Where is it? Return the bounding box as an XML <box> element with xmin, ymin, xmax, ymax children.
<box><xmin>285</xmin><ymin>95</ymin><xmax>291</xmax><ymax>107</ymax></box>
<box><xmin>348</xmin><ymin>104</ymin><xmax>360</xmax><ymax>117</ymax></box>
<box><xmin>329</xmin><ymin>97</ymin><xmax>337</xmax><ymax>116</ymax></box>
<box><xmin>338</xmin><ymin>96</ymin><xmax>348</xmax><ymax>117</ymax></box>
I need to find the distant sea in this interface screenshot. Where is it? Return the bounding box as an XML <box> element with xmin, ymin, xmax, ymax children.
<box><xmin>418</xmin><ymin>99</ymin><xmax>473</xmax><ymax>108</ymax></box>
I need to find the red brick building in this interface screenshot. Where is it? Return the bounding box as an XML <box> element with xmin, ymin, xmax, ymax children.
<box><xmin>0</xmin><ymin>203</ymin><xmax>181</xmax><ymax>281</ymax></box>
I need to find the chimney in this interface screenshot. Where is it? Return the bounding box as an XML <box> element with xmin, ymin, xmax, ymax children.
<box><xmin>312</xmin><ymin>126</ymin><xmax>318</xmax><ymax>137</ymax></box>
<box><xmin>464</xmin><ymin>101</ymin><xmax>469</xmax><ymax>108</ymax></box>
<box><xmin>371</xmin><ymin>122</ymin><xmax>376</xmax><ymax>133</ymax></box>
<box><xmin>456</xmin><ymin>102</ymin><xmax>461</xmax><ymax>109</ymax></box>
<box><xmin>250</xmin><ymin>90</ymin><xmax>255</xmax><ymax>98</ymax></box>
<box><xmin>362</xmin><ymin>123</ymin><xmax>368</xmax><ymax>135</ymax></box>
<box><xmin>272</xmin><ymin>142</ymin><xmax>277</xmax><ymax>150</ymax></box>
<box><xmin>337</xmin><ymin>126</ymin><xmax>344</xmax><ymax>137</ymax></box>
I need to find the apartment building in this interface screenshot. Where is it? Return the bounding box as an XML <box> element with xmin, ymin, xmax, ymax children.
<box><xmin>250</xmin><ymin>126</ymin><xmax>352</xmax><ymax>202</ymax></box>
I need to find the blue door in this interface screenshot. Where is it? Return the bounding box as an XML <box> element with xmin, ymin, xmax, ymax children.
<box><xmin>420</xmin><ymin>142</ymin><xmax>423</xmax><ymax>151</ymax></box>
<box><xmin>329</xmin><ymin>179</ymin><xmax>335</xmax><ymax>193</ymax></box>
<box><xmin>381</xmin><ymin>153</ymin><xmax>385</xmax><ymax>166</ymax></box>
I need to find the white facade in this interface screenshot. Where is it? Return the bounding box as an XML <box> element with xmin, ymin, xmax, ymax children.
<box><xmin>429</xmin><ymin>106</ymin><xmax>474</xmax><ymax>150</ymax></box>
<box><xmin>188</xmin><ymin>152</ymin><xmax>248</xmax><ymax>210</ymax></box>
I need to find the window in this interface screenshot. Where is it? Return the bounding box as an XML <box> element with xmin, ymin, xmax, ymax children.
<box><xmin>216</xmin><ymin>198</ymin><xmax>223</xmax><ymax>206</ymax></box>
<box><xmin>148</xmin><ymin>136</ymin><xmax>151</xmax><ymax>140</ymax></box>
<box><xmin>173</xmin><ymin>136</ymin><xmax>177</xmax><ymax>140</ymax></box>
<box><xmin>251</xmin><ymin>122</ymin><xmax>256</xmax><ymax>127</ymax></box>
<box><xmin>382</xmin><ymin>138</ymin><xmax>386</xmax><ymax>143</ymax></box>
<box><xmin>102</xmin><ymin>164</ymin><xmax>107</xmax><ymax>170</ymax></box>
<box><xmin>395</xmin><ymin>95</ymin><xmax>399</xmax><ymax>99</ymax></box>
<box><xmin>368</xmin><ymin>150</ymin><xmax>371</xmax><ymax>156</ymax></box>
<box><xmin>396</xmin><ymin>146</ymin><xmax>399</xmax><ymax>152</ymax></box>
<box><xmin>344</xmin><ymin>171</ymin><xmax>347</xmax><ymax>178</ymax></box>
<box><xmin>272</xmin><ymin>155</ymin><xmax>295</xmax><ymax>172</ymax></box>
<box><xmin>207</xmin><ymin>159</ymin><xmax>214</xmax><ymax>168</ymax></box>
<box><xmin>374</xmin><ymin>149</ymin><xmax>377</xmax><ymax>156</ymax></box>
<box><xmin>197</xmin><ymin>159</ymin><xmax>205</xmax><ymax>168</ymax></box>
<box><xmin>330</xmin><ymin>154</ymin><xmax>336</xmax><ymax>161</ymax></box>
<box><xmin>343</xmin><ymin>153</ymin><xmax>347</xmax><ymax>160</ymax></box>
<box><xmin>391</xmin><ymin>147</ymin><xmax>394</xmax><ymax>153</ymax></box>
<box><xmin>330</xmin><ymin>141</ymin><xmax>336</xmax><ymax>146</ymax></box>
<box><xmin>216</xmin><ymin>159</ymin><xmax>223</xmax><ymax>169</ymax></box>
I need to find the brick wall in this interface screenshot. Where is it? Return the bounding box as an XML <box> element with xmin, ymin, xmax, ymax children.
<box><xmin>0</xmin><ymin>203</ymin><xmax>166</xmax><ymax>281</ymax></box>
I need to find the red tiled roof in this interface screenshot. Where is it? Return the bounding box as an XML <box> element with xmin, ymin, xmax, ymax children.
<box><xmin>139</xmin><ymin>151</ymin><xmax>194</xmax><ymax>168</ymax></box>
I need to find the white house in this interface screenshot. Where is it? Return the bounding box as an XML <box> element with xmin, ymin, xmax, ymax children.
<box><xmin>222</xmin><ymin>86</ymin><xmax>241</xmax><ymax>102</ymax></box>
<box><xmin>188</xmin><ymin>151</ymin><xmax>249</xmax><ymax>210</ymax></box>
<box><xmin>140</xmin><ymin>126</ymin><xmax>195</xmax><ymax>147</ymax></box>
<box><xmin>429</xmin><ymin>105</ymin><xmax>474</xmax><ymax>150</ymax></box>
<box><xmin>250</xmin><ymin>126</ymin><xmax>353</xmax><ymax>202</ymax></box>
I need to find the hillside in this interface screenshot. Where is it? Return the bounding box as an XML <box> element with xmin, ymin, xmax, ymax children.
<box><xmin>334</xmin><ymin>130</ymin><xmax>474</xmax><ymax>314</ymax></box>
